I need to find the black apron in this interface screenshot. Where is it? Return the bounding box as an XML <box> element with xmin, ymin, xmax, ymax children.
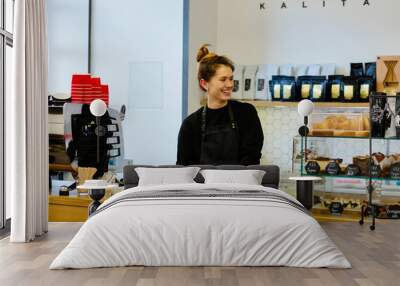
<box><xmin>200</xmin><ymin>103</ymin><xmax>240</xmax><ymax>164</ymax></box>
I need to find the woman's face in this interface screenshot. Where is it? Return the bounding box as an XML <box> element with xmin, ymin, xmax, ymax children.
<box><xmin>201</xmin><ymin>65</ymin><xmax>234</xmax><ymax>102</ymax></box>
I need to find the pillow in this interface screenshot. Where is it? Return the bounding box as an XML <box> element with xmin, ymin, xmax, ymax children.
<box><xmin>135</xmin><ymin>167</ymin><xmax>200</xmax><ymax>186</ymax></box>
<box><xmin>200</xmin><ymin>169</ymin><xmax>266</xmax><ymax>185</ymax></box>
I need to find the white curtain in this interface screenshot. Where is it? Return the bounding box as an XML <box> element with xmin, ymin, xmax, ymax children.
<box><xmin>8</xmin><ymin>0</ymin><xmax>48</xmax><ymax>242</ymax></box>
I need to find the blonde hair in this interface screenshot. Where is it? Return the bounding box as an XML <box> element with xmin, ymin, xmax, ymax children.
<box><xmin>197</xmin><ymin>44</ymin><xmax>234</xmax><ymax>91</ymax></box>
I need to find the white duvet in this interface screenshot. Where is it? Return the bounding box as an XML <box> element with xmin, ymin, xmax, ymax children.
<box><xmin>50</xmin><ymin>183</ymin><xmax>351</xmax><ymax>269</ymax></box>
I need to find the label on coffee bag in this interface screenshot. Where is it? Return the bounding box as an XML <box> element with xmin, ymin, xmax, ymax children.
<box><xmin>313</xmin><ymin>84</ymin><xmax>322</xmax><ymax>99</ymax></box>
<box><xmin>344</xmin><ymin>85</ymin><xmax>354</xmax><ymax>100</ymax></box>
<box><xmin>245</xmin><ymin>79</ymin><xmax>251</xmax><ymax>91</ymax></box>
<box><xmin>346</xmin><ymin>164</ymin><xmax>361</xmax><ymax>176</ymax></box>
<box><xmin>301</xmin><ymin>84</ymin><xmax>311</xmax><ymax>99</ymax></box>
<box><xmin>283</xmin><ymin>85</ymin><xmax>292</xmax><ymax>99</ymax></box>
<box><xmin>233</xmin><ymin>80</ymin><xmax>239</xmax><ymax>92</ymax></box>
<box><xmin>390</xmin><ymin>163</ymin><xmax>400</xmax><ymax>179</ymax></box>
<box><xmin>273</xmin><ymin>84</ymin><xmax>280</xmax><ymax>99</ymax></box>
<box><xmin>257</xmin><ymin>79</ymin><xmax>265</xmax><ymax>91</ymax></box>
<box><xmin>331</xmin><ymin>84</ymin><xmax>340</xmax><ymax>99</ymax></box>
<box><xmin>360</xmin><ymin>84</ymin><xmax>370</xmax><ymax>99</ymax></box>
<box><xmin>326</xmin><ymin>161</ymin><xmax>340</xmax><ymax>175</ymax></box>
<box><xmin>305</xmin><ymin>161</ymin><xmax>320</xmax><ymax>175</ymax></box>
<box><xmin>370</xmin><ymin>165</ymin><xmax>381</xmax><ymax>177</ymax></box>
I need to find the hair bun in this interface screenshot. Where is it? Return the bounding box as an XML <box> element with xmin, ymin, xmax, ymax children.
<box><xmin>197</xmin><ymin>44</ymin><xmax>216</xmax><ymax>63</ymax></box>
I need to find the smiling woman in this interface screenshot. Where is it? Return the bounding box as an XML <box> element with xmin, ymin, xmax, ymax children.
<box><xmin>176</xmin><ymin>45</ymin><xmax>264</xmax><ymax>166</ymax></box>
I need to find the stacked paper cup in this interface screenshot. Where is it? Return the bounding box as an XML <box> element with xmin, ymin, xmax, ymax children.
<box><xmin>100</xmin><ymin>84</ymin><xmax>109</xmax><ymax>106</ymax></box>
<box><xmin>71</xmin><ymin>74</ymin><xmax>109</xmax><ymax>105</ymax></box>
<box><xmin>71</xmin><ymin>74</ymin><xmax>92</xmax><ymax>104</ymax></box>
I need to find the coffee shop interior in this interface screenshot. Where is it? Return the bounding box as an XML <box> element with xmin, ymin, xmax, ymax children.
<box><xmin>1</xmin><ymin>0</ymin><xmax>400</xmax><ymax>285</ymax></box>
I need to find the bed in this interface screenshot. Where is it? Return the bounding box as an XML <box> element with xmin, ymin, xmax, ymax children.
<box><xmin>50</xmin><ymin>165</ymin><xmax>351</xmax><ymax>269</ymax></box>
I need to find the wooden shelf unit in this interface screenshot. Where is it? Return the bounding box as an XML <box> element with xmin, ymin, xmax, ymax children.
<box><xmin>199</xmin><ymin>97</ymin><xmax>370</xmax><ymax>108</ymax></box>
<box><xmin>240</xmin><ymin>100</ymin><xmax>369</xmax><ymax>108</ymax></box>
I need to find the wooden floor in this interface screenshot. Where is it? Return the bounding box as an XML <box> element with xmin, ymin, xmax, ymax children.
<box><xmin>1</xmin><ymin>221</ymin><xmax>400</xmax><ymax>286</ymax></box>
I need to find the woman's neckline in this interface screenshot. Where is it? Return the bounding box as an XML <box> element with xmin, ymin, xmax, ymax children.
<box><xmin>207</xmin><ymin>100</ymin><xmax>229</xmax><ymax>110</ymax></box>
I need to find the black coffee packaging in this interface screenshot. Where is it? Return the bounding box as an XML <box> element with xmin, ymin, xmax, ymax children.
<box><xmin>365</xmin><ymin>62</ymin><xmax>376</xmax><ymax>77</ymax></box>
<box><xmin>357</xmin><ymin>76</ymin><xmax>374</xmax><ymax>102</ymax></box>
<box><xmin>371</xmin><ymin>93</ymin><xmax>390</xmax><ymax>138</ymax></box>
<box><xmin>269</xmin><ymin>75</ymin><xmax>296</xmax><ymax>101</ymax></box>
<box><xmin>342</xmin><ymin>76</ymin><xmax>359</xmax><ymax>102</ymax></box>
<box><xmin>269</xmin><ymin>76</ymin><xmax>281</xmax><ymax>101</ymax></box>
<box><xmin>310</xmin><ymin>76</ymin><xmax>327</xmax><ymax>102</ymax></box>
<box><xmin>297</xmin><ymin>76</ymin><xmax>327</xmax><ymax>101</ymax></box>
<box><xmin>350</xmin><ymin>62</ymin><xmax>364</xmax><ymax>77</ymax></box>
<box><xmin>326</xmin><ymin>75</ymin><xmax>344</xmax><ymax>102</ymax></box>
<box><xmin>365</xmin><ymin>62</ymin><xmax>377</xmax><ymax>91</ymax></box>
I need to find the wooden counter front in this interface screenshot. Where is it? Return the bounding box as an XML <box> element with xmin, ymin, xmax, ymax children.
<box><xmin>48</xmin><ymin>195</ymin><xmax>91</xmax><ymax>222</ymax></box>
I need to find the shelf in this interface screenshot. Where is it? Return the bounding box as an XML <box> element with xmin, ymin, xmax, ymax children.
<box><xmin>300</xmin><ymin>173</ymin><xmax>400</xmax><ymax>182</ymax></box>
<box><xmin>314</xmin><ymin>190</ymin><xmax>366</xmax><ymax>198</ymax></box>
<box><xmin>240</xmin><ymin>100</ymin><xmax>369</xmax><ymax>108</ymax></box>
<box><xmin>372</xmin><ymin>137</ymin><xmax>400</xmax><ymax>141</ymax></box>
<box><xmin>199</xmin><ymin>99</ymin><xmax>369</xmax><ymax>108</ymax></box>
<box><xmin>311</xmin><ymin>206</ymin><xmax>365</xmax><ymax>222</ymax></box>
<box><xmin>314</xmin><ymin>190</ymin><xmax>400</xmax><ymax>200</ymax></box>
<box><xmin>308</xmin><ymin>135</ymin><xmax>369</xmax><ymax>140</ymax></box>
<box><xmin>306</xmin><ymin>135</ymin><xmax>400</xmax><ymax>140</ymax></box>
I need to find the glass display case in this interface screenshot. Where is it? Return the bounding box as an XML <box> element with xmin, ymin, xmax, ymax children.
<box><xmin>309</xmin><ymin>111</ymin><xmax>370</xmax><ymax>137</ymax></box>
<box><xmin>295</xmin><ymin>133</ymin><xmax>400</xmax><ymax>227</ymax></box>
<box><xmin>291</xmin><ymin>94</ymin><xmax>400</xmax><ymax>227</ymax></box>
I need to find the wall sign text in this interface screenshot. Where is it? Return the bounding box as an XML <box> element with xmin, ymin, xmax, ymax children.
<box><xmin>259</xmin><ymin>1</ymin><xmax>371</xmax><ymax>10</ymax></box>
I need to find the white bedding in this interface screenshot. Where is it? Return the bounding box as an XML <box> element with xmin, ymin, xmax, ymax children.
<box><xmin>50</xmin><ymin>183</ymin><xmax>351</xmax><ymax>269</ymax></box>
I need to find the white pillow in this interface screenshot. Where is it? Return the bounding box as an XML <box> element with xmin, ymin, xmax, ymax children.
<box><xmin>135</xmin><ymin>167</ymin><xmax>200</xmax><ymax>186</ymax></box>
<box><xmin>200</xmin><ymin>169</ymin><xmax>266</xmax><ymax>185</ymax></box>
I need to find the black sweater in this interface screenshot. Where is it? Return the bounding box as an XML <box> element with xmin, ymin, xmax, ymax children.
<box><xmin>177</xmin><ymin>100</ymin><xmax>264</xmax><ymax>165</ymax></box>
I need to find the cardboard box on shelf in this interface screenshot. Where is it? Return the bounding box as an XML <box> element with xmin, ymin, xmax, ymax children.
<box><xmin>377</xmin><ymin>55</ymin><xmax>400</xmax><ymax>95</ymax></box>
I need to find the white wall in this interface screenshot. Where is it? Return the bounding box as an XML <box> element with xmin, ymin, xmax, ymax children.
<box><xmin>188</xmin><ymin>0</ymin><xmax>218</xmax><ymax>114</ymax></box>
<box><xmin>47</xmin><ymin>0</ymin><xmax>89</xmax><ymax>94</ymax></box>
<box><xmin>216</xmin><ymin>0</ymin><xmax>400</xmax><ymax>73</ymax></box>
<box><xmin>92</xmin><ymin>0</ymin><xmax>184</xmax><ymax>164</ymax></box>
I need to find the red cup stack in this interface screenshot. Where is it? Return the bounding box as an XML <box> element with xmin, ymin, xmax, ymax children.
<box><xmin>71</xmin><ymin>74</ymin><xmax>110</xmax><ymax>106</ymax></box>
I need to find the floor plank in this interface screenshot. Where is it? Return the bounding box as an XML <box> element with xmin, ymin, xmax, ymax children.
<box><xmin>0</xmin><ymin>221</ymin><xmax>399</xmax><ymax>286</ymax></box>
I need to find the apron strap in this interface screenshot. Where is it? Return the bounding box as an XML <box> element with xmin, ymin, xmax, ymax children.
<box><xmin>201</xmin><ymin>101</ymin><xmax>237</xmax><ymax>142</ymax></box>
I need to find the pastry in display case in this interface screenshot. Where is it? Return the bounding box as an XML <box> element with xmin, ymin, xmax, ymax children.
<box><xmin>309</xmin><ymin>111</ymin><xmax>370</xmax><ymax>137</ymax></box>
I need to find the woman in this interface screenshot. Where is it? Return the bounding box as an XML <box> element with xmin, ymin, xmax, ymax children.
<box><xmin>177</xmin><ymin>45</ymin><xmax>264</xmax><ymax>165</ymax></box>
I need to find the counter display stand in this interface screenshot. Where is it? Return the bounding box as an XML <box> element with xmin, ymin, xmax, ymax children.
<box><xmin>299</xmin><ymin>95</ymin><xmax>400</xmax><ymax>231</ymax></box>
